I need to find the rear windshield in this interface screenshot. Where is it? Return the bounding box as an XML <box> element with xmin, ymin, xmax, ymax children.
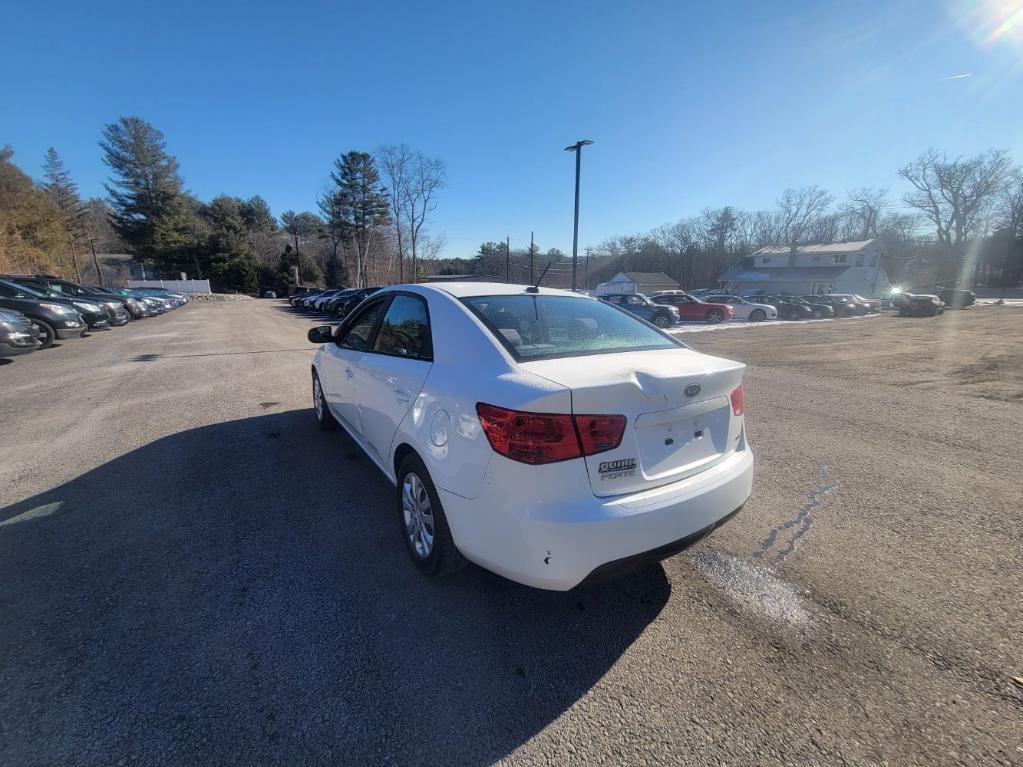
<box><xmin>463</xmin><ymin>294</ymin><xmax>683</xmax><ymax>361</ymax></box>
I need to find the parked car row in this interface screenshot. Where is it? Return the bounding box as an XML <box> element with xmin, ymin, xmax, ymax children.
<box><xmin>0</xmin><ymin>273</ymin><xmax>187</xmax><ymax>361</ymax></box>
<box><xmin>288</xmin><ymin>286</ymin><xmax>382</xmax><ymax>320</ymax></box>
<box><xmin>596</xmin><ymin>289</ymin><xmax>885</xmax><ymax>325</ymax></box>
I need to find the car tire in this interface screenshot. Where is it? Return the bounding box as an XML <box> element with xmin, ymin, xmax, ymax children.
<box><xmin>653</xmin><ymin>313</ymin><xmax>670</xmax><ymax>328</ymax></box>
<box><xmin>705</xmin><ymin>309</ymin><xmax>724</xmax><ymax>324</ymax></box>
<box><xmin>749</xmin><ymin>309</ymin><xmax>766</xmax><ymax>322</ymax></box>
<box><xmin>396</xmin><ymin>453</ymin><xmax>466</xmax><ymax>577</ymax></box>
<box><xmin>312</xmin><ymin>371</ymin><xmax>338</xmax><ymax>430</ymax></box>
<box><xmin>30</xmin><ymin>319</ymin><xmax>56</xmax><ymax>349</ymax></box>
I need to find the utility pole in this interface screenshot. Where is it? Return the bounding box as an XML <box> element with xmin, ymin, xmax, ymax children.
<box><xmin>505</xmin><ymin>236</ymin><xmax>511</xmax><ymax>283</ymax></box>
<box><xmin>529</xmin><ymin>231</ymin><xmax>535</xmax><ymax>284</ymax></box>
<box><xmin>564</xmin><ymin>139</ymin><xmax>593</xmax><ymax>291</ymax></box>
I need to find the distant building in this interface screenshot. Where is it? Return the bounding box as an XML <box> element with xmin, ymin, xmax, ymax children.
<box><xmin>717</xmin><ymin>239</ymin><xmax>889</xmax><ymax>297</ymax></box>
<box><xmin>597</xmin><ymin>271</ymin><xmax>680</xmax><ymax>295</ymax></box>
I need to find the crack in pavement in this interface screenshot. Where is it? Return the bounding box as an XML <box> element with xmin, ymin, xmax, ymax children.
<box><xmin>751</xmin><ymin>462</ymin><xmax>840</xmax><ymax>566</ymax></box>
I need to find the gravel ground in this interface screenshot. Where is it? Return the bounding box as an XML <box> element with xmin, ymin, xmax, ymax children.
<box><xmin>1</xmin><ymin>300</ymin><xmax>1020</xmax><ymax>766</ymax></box>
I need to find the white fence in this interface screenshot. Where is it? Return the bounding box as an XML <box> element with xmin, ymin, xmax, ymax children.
<box><xmin>128</xmin><ymin>279</ymin><xmax>212</xmax><ymax>294</ymax></box>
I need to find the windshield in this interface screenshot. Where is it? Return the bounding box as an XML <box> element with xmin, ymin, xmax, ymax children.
<box><xmin>464</xmin><ymin>294</ymin><xmax>682</xmax><ymax>361</ymax></box>
<box><xmin>2</xmin><ymin>280</ymin><xmax>53</xmax><ymax>299</ymax></box>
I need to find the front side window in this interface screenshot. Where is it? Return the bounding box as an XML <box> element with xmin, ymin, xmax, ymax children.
<box><xmin>338</xmin><ymin>300</ymin><xmax>385</xmax><ymax>351</ymax></box>
<box><xmin>373</xmin><ymin>295</ymin><xmax>432</xmax><ymax>360</ymax></box>
<box><xmin>464</xmin><ymin>295</ymin><xmax>683</xmax><ymax>361</ymax></box>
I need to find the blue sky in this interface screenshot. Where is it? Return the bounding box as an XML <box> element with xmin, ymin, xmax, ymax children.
<box><xmin>3</xmin><ymin>0</ymin><xmax>1022</xmax><ymax>258</ymax></box>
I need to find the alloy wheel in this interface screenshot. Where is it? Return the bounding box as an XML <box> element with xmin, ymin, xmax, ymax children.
<box><xmin>402</xmin><ymin>472</ymin><xmax>435</xmax><ymax>559</ymax></box>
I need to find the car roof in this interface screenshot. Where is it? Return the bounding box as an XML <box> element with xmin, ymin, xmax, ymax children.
<box><xmin>420</xmin><ymin>281</ymin><xmax>587</xmax><ymax>300</ymax></box>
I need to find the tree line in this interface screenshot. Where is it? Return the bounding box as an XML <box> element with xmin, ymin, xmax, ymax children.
<box><xmin>446</xmin><ymin>150</ymin><xmax>1021</xmax><ymax>292</ymax></box>
<box><xmin>0</xmin><ymin>117</ymin><xmax>446</xmax><ymax>293</ymax></box>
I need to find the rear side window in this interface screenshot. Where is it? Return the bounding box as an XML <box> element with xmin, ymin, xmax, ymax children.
<box><xmin>373</xmin><ymin>294</ymin><xmax>432</xmax><ymax>360</ymax></box>
<box><xmin>464</xmin><ymin>295</ymin><xmax>683</xmax><ymax>361</ymax></box>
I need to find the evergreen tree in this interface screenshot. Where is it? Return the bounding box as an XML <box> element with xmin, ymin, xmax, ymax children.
<box><xmin>41</xmin><ymin>147</ymin><xmax>88</xmax><ymax>282</ymax></box>
<box><xmin>99</xmin><ymin>116</ymin><xmax>194</xmax><ymax>272</ymax></box>
<box><xmin>329</xmin><ymin>151</ymin><xmax>390</xmax><ymax>287</ymax></box>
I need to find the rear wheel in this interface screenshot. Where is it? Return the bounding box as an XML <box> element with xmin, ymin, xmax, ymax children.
<box><xmin>749</xmin><ymin>309</ymin><xmax>766</xmax><ymax>322</ymax></box>
<box><xmin>30</xmin><ymin>319</ymin><xmax>56</xmax><ymax>349</ymax></box>
<box><xmin>397</xmin><ymin>454</ymin><xmax>465</xmax><ymax>577</ymax></box>
<box><xmin>312</xmin><ymin>372</ymin><xmax>337</xmax><ymax>430</ymax></box>
<box><xmin>653</xmin><ymin>313</ymin><xmax>670</xmax><ymax>328</ymax></box>
<box><xmin>705</xmin><ymin>309</ymin><xmax>724</xmax><ymax>324</ymax></box>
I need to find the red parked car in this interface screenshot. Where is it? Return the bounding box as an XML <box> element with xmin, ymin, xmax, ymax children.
<box><xmin>651</xmin><ymin>291</ymin><xmax>735</xmax><ymax>324</ymax></box>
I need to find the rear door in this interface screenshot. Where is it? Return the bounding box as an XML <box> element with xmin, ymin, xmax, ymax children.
<box><xmin>523</xmin><ymin>348</ymin><xmax>745</xmax><ymax>497</ymax></box>
<box><xmin>353</xmin><ymin>293</ymin><xmax>434</xmax><ymax>465</ymax></box>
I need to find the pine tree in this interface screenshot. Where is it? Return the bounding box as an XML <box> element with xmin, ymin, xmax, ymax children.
<box><xmin>99</xmin><ymin>116</ymin><xmax>194</xmax><ymax>272</ymax></box>
<box><xmin>329</xmin><ymin>151</ymin><xmax>390</xmax><ymax>288</ymax></box>
<box><xmin>41</xmin><ymin>148</ymin><xmax>88</xmax><ymax>282</ymax></box>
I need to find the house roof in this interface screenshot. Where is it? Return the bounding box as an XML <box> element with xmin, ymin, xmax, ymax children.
<box><xmin>752</xmin><ymin>239</ymin><xmax>876</xmax><ymax>256</ymax></box>
<box><xmin>610</xmin><ymin>271</ymin><xmax>679</xmax><ymax>285</ymax></box>
<box><xmin>718</xmin><ymin>265</ymin><xmax>852</xmax><ymax>282</ymax></box>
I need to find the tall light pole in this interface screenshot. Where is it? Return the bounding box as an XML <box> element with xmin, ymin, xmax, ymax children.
<box><xmin>564</xmin><ymin>139</ymin><xmax>593</xmax><ymax>291</ymax></box>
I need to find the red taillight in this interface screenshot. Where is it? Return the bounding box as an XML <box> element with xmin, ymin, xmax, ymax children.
<box><xmin>476</xmin><ymin>404</ymin><xmax>626</xmax><ymax>465</ymax></box>
<box><xmin>730</xmin><ymin>384</ymin><xmax>745</xmax><ymax>416</ymax></box>
<box><xmin>575</xmin><ymin>414</ymin><xmax>627</xmax><ymax>455</ymax></box>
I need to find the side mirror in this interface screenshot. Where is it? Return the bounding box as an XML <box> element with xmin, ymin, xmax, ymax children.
<box><xmin>307</xmin><ymin>325</ymin><xmax>334</xmax><ymax>344</ymax></box>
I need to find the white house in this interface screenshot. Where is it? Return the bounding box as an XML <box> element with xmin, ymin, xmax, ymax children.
<box><xmin>596</xmin><ymin>271</ymin><xmax>680</xmax><ymax>295</ymax></box>
<box><xmin>717</xmin><ymin>239</ymin><xmax>890</xmax><ymax>297</ymax></box>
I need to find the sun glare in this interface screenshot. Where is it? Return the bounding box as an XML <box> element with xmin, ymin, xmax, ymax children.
<box><xmin>950</xmin><ymin>0</ymin><xmax>1023</xmax><ymax>46</ymax></box>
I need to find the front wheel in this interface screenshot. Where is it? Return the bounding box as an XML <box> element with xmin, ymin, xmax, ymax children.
<box><xmin>749</xmin><ymin>309</ymin><xmax>766</xmax><ymax>322</ymax></box>
<box><xmin>653</xmin><ymin>313</ymin><xmax>670</xmax><ymax>328</ymax></box>
<box><xmin>31</xmin><ymin>319</ymin><xmax>56</xmax><ymax>349</ymax></box>
<box><xmin>397</xmin><ymin>454</ymin><xmax>466</xmax><ymax>577</ymax></box>
<box><xmin>312</xmin><ymin>372</ymin><xmax>337</xmax><ymax>430</ymax></box>
<box><xmin>705</xmin><ymin>309</ymin><xmax>724</xmax><ymax>324</ymax></box>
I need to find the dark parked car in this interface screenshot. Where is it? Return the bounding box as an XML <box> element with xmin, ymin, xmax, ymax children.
<box><xmin>759</xmin><ymin>295</ymin><xmax>814</xmax><ymax>320</ymax></box>
<box><xmin>0</xmin><ymin>279</ymin><xmax>109</xmax><ymax>335</ymax></box>
<box><xmin>598</xmin><ymin>292</ymin><xmax>680</xmax><ymax>327</ymax></box>
<box><xmin>0</xmin><ymin>288</ymin><xmax>86</xmax><ymax>347</ymax></box>
<box><xmin>5</xmin><ymin>275</ymin><xmax>131</xmax><ymax>325</ymax></box>
<box><xmin>0</xmin><ymin>309</ymin><xmax>41</xmax><ymax>357</ymax></box>
<box><xmin>798</xmin><ymin>295</ymin><xmax>862</xmax><ymax>317</ymax></box>
<box><xmin>322</xmin><ymin>288</ymin><xmax>358</xmax><ymax>314</ymax></box>
<box><xmin>826</xmin><ymin>293</ymin><xmax>873</xmax><ymax>314</ymax></box>
<box><xmin>892</xmin><ymin>292</ymin><xmax>944</xmax><ymax>317</ymax></box>
<box><xmin>333</xmin><ymin>287</ymin><xmax>383</xmax><ymax>319</ymax></box>
<box><xmin>933</xmin><ymin>287</ymin><xmax>976</xmax><ymax>308</ymax></box>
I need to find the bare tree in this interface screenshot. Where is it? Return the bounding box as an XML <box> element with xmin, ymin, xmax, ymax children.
<box><xmin>840</xmin><ymin>187</ymin><xmax>889</xmax><ymax>240</ymax></box>
<box><xmin>1000</xmin><ymin>171</ymin><xmax>1023</xmax><ymax>239</ymax></box>
<box><xmin>377</xmin><ymin>145</ymin><xmax>445</xmax><ymax>283</ymax></box>
<box><xmin>377</xmin><ymin>144</ymin><xmax>413</xmax><ymax>281</ymax></box>
<box><xmin>777</xmin><ymin>186</ymin><xmax>834</xmax><ymax>246</ymax></box>
<box><xmin>898</xmin><ymin>149</ymin><xmax>1013</xmax><ymax>250</ymax></box>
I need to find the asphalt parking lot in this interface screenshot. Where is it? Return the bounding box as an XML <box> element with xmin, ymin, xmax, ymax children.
<box><xmin>1</xmin><ymin>299</ymin><xmax>1021</xmax><ymax>766</ymax></box>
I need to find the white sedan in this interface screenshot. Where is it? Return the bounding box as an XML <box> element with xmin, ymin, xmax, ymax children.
<box><xmin>701</xmin><ymin>294</ymin><xmax>778</xmax><ymax>321</ymax></box>
<box><xmin>308</xmin><ymin>283</ymin><xmax>754</xmax><ymax>590</ymax></box>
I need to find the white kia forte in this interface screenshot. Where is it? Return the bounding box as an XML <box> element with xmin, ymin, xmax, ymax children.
<box><xmin>307</xmin><ymin>283</ymin><xmax>753</xmax><ymax>590</ymax></box>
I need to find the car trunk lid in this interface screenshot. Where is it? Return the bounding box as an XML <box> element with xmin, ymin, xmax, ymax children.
<box><xmin>521</xmin><ymin>348</ymin><xmax>745</xmax><ymax>497</ymax></box>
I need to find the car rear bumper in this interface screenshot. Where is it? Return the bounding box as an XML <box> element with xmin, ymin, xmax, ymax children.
<box><xmin>439</xmin><ymin>444</ymin><xmax>754</xmax><ymax>590</ymax></box>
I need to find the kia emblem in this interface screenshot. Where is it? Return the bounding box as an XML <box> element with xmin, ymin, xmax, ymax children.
<box><xmin>685</xmin><ymin>384</ymin><xmax>701</xmax><ymax>397</ymax></box>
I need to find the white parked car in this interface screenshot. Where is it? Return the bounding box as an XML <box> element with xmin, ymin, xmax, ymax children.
<box><xmin>701</xmin><ymin>294</ymin><xmax>778</xmax><ymax>321</ymax></box>
<box><xmin>307</xmin><ymin>283</ymin><xmax>753</xmax><ymax>590</ymax></box>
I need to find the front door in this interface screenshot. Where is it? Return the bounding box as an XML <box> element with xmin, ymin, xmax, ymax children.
<box><xmin>353</xmin><ymin>294</ymin><xmax>434</xmax><ymax>465</ymax></box>
<box><xmin>322</xmin><ymin>298</ymin><xmax>388</xmax><ymax>434</ymax></box>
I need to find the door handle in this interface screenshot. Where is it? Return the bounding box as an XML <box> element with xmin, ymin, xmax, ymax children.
<box><xmin>344</xmin><ymin>367</ymin><xmax>353</xmax><ymax>379</ymax></box>
<box><xmin>394</xmin><ymin>388</ymin><xmax>412</xmax><ymax>402</ymax></box>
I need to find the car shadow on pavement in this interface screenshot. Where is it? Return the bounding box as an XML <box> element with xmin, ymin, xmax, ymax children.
<box><xmin>0</xmin><ymin>410</ymin><xmax>669</xmax><ymax>766</ymax></box>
